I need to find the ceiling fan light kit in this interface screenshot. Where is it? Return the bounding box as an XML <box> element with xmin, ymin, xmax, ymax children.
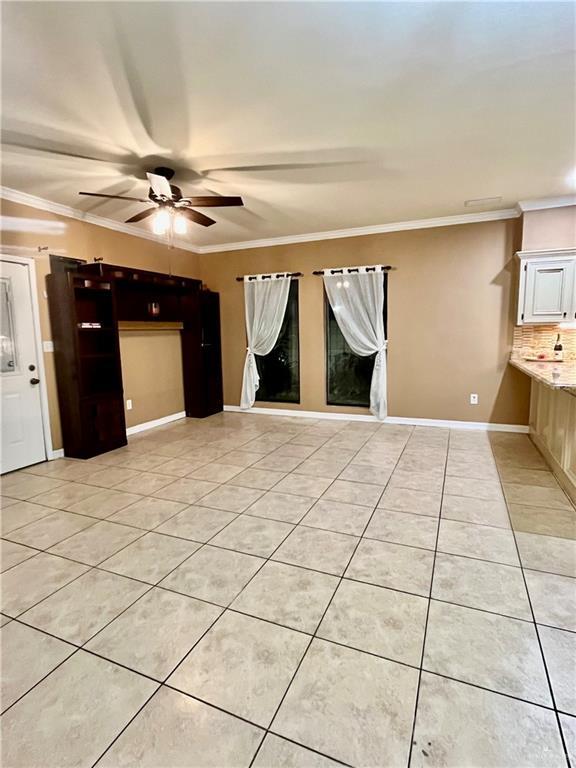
<box><xmin>78</xmin><ymin>166</ymin><xmax>244</xmax><ymax>242</ymax></box>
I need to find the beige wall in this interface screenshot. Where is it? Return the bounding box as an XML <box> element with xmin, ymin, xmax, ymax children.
<box><xmin>199</xmin><ymin>219</ymin><xmax>530</xmax><ymax>425</ymax></box>
<box><xmin>1</xmin><ymin>198</ymin><xmax>201</xmax><ymax>449</ymax></box>
<box><xmin>522</xmin><ymin>206</ymin><xmax>576</xmax><ymax>250</ymax></box>
<box><xmin>119</xmin><ymin>329</ymin><xmax>184</xmax><ymax>428</ymax></box>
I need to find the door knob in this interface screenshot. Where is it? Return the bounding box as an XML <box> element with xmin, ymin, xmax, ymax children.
<box><xmin>30</xmin><ymin>377</ymin><xmax>40</xmax><ymax>385</ymax></box>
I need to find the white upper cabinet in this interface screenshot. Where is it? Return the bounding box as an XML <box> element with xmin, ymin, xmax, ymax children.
<box><xmin>517</xmin><ymin>249</ymin><xmax>576</xmax><ymax>324</ymax></box>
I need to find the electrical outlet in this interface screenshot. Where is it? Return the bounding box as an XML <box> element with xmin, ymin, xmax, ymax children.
<box><xmin>470</xmin><ymin>393</ymin><xmax>479</xmax><ymax>405</ymax></box>
<box><xmin>126</xmin><ymin>399</ymin><xmax>133</xmax><ymax>411</ymax></box>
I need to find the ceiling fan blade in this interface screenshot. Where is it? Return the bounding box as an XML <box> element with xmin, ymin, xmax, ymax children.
<box><xmin>125</xmin><ymin>207</ymin><xmax>157</xmax><ymax>223</ymax></box>
<box><xmin>180</xmin><ymin>196</ymin><xmax>243</xmax><ymax>207</ymax></box>
<box><xmin>146</xmin><ymin>172</ymin><xmax>173</xmax><ymax>198</ymax></box>
<box><xmin>205</xmin><ymin>161</ymin><xmax>363</xmax><ymax>173</ymax></box>
<box><xmin>180</xmin><ymin>208</ymin><xmax>216</xmax><ymax>227</ymax></box>
<box><xmin>80</xmin><ymin>192</ymin><xmax>149</xmax><ymax>202</ymax></box>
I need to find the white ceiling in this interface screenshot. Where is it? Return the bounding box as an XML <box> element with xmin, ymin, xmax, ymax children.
<box><xmin>2</xmin><ymin>1</ymin><xmax>575</xmax><ymax>247</ymax></box>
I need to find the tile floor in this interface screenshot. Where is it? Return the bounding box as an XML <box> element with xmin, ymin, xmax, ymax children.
<box><xmin>1</xmin><ymin>413</ymin><xmax>575</xmax><ymax>767</ymax></box>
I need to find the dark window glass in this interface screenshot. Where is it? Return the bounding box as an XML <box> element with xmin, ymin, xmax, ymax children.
<box><xmin>255</xmin><ymin>280</ymin><xmax>300</xmax><ymax>403</ymax></box>
<box><xmin>325</xmin><ymin>273</ymin><xmax>387</xmax><ymax>407</ymax></box>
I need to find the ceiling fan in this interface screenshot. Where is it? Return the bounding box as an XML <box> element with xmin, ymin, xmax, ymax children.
<box><xmin>79</xmin><ymin>166</ymin><xmax>243</xmax><ymax>233</ymax></box>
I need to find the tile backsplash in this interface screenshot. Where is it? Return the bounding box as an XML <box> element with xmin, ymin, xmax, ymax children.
<box><xmin>512</xmin><ymin>325</ymin><xmax>576</xmax><ymax>361</ymax></box>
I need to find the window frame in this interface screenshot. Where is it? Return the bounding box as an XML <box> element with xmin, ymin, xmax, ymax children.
<box><xmin>324</xmin><ymin>272</ymin><xmax>388</xmax><ymax>408</ymax></box>
<box><xmin>255</xmin><ymin>278</ymin><xmax>301</xmax><ymax>404</ymax></box>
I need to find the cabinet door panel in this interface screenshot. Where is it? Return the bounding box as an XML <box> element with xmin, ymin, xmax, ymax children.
<box><xmin>523</xmin><ymin>260</ymin><xmax>574</xmax><ymax>323</ymax></box>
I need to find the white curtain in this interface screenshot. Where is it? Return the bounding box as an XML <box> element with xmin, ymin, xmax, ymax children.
<box><xmin>323</xmin><ymin>271</ymin><xmax>388</xmax><ymax>420</ymax></box>
<box><xmin>240</xmin><ymin>278</ymin><xmax>291</xmax><ymax>409</ymax></box>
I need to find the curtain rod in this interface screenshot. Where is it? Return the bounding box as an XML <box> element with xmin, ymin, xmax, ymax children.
<box><xmin>312</xmin><ymin>265</ymin><xmax>394</xmax><ymax>275</ymax></box>
<box><xmin>235</xmin><ymin>272</ymin><xmax>302</xmax><ymax>282</ymax></box>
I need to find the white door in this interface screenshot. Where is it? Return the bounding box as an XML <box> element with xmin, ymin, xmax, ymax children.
<box><xmin>523</xmin><ymin>259</ymin><xmax>575</xmax><ymax>323</ymax></box>
<box><xmin>1</xmin><ymin>259</ymin><xmax>46</xmax><ymax>473</ymax></box>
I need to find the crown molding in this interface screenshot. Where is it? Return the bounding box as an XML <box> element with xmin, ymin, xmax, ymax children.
<box><xmin>195</xmin><ymin>208</ymin><xmax>520</xmax><ymax>253</ymax></box>
<box><xmin>1</xmin><ymin>185</ymin><xmax>523</xmax><ymax>256</ymax></box>
<box><xmin>0</xmin><ymin>186</ymin><xmax>200</xmax><ymax>254</ymax></box>
<box><xmin>516</xmin><ymin>195</ymin><xmax>576</xmax><ymax>213</ymax></box>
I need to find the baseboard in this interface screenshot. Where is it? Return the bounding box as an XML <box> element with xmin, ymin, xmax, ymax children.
<box><xmin>126</xmin><ymin>411</ymin><xmax>187</xmax><ymax>436</ymax></box>
<box><xmin>223</xmin><ymin>405</ymin><xmax>529</xmax><ymax>432</ymax></box>
<box><xmin>48</xmin><ymin>449</ymin><xmax>64</xmax><ymax>460</ymax></box>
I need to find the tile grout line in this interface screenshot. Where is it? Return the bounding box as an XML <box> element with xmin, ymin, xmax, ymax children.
<box><xmin>406</xmin><ymin>428</ymin><xmax>450</xmax><ymax>768</ymax></box>
<box><xmin>491</xmin><ymin>438</ymin><xmax>572</xmax><ymax>768</ymax></box>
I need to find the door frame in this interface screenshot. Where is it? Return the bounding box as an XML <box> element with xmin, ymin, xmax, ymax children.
<box><xmin>1</xmin><ymin>254</ymin><xmax>56</xmax><ymax>464</ymax></box>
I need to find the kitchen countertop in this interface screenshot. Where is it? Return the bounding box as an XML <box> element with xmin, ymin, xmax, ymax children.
<box><xmin>510</xmin><ymin>357</ymin><xmax>576</xmax><ymax>391</ymax></box>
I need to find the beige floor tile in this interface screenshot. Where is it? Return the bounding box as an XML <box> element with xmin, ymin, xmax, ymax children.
<box><xmin>49</xmin><ymin>520</ymin><xmax>144</xmax><ymax>565</ymax></box>
<box><xmin>209</xmin><ymin>514</ymin><xmax>293</xmax><ymax>557</ymax></box>
<box><xmin>293</xmin><ymin>458</ymin><xmax>348</xmax><ymax>480</ymax></box>
<box><xmin>272</xmin><ymin>525</ymin><xmax>358</xmax><ymax>576</ymax></box>
<box><xmin>114</xmin><ymin>472</ymin><xmax>176</xmax><ymax>496</ymax></box>
<box><xmin>1</xmin><ymin>622</ymin><xmax>74</xmax><ymax>710</ymax></box>
<box><xmin>218</xmin><ymin>450</ymin><xmax>263</xmax><ymax>468</ymax></box>
<box><xmin>197</xmin><ymin>484</ymin><xmax>264</xmax><ymax>512</ymax></box>
<box><xmin>395</xmin><ymin>454</ymin><xmax>445</xmax><ymax>475</ymax></box>
<box><xmin>504</xmin><ymin>483</ymin><xmax>573</xmax><ymax>510</ymax></box>
<box><xmin>318</xmin><ymin>579</ymin><xmax>428</xmax><ymax>665</ymax></box>
<box><xmin>245</xmin><ymin>491</ymin><xmax>316</xmax><ymax>524</ymax></box>
<box><xmin>273</xmin><ymin>443</ymin><xmax>318</xmax><ymax>459</ymax></box>
<box><xmin>411</xmin><ymin>672</ymin><xmax>565</xmax><ymax>768</ymax></box>
<box><xmin>66</xmin><ymin>489</ymin><xmax>143</xmax><ymax>519</ymax></box>
<box><xmin>1</xmin><ymin>473</ymin><xmax>66</xmax><ymax>501</ymax></box>
<box><xmin>253</xmin><ymin>453</ymin><xmax>305</xmax><ymax>472</ymax></box>
<box><xmin>346</xmin><ymin>538</ymin><xmax>434</xmax><ymax>596</ymax></box>
<box><xmin>26</xmin><ymin>483</ymin><xmax>102</xmax><ymax>510</ymax></box>
<box><xmin>498</xmin><ymin>466</ymin><xmax>560</xmax><ymax>488</ymax></box>
<box><xmin>432</xmin><ymin>553</ymin><xmax>532</xmax><ymax>620</ymax></box>
<box><xmin>1</xmin><ymin>540</ymin><xmax>37</xmax><ymax>571</ymax></box>
<box><xmin>161</xmin><ymin>545</ymin><xmax>264</xmax><ymax>605</ymax></box>
<box><xmin>87</xmin><ymin>587</ymin><xmax>221</xmax><ymax>680</ymax></box>
<box><xmin>252</xmin><ymin>734</ymin><xmax>341</xmax><ymax>768</ymax></box>
<box><xmin>151</xmin><ymin>477</ymin><xmax>218</xmax><ymax>504</ymax></box>
<box><xmin>156</xmin><ymin>505</ymin><xmax>237</xmax><ymax>542</ymax></box>
<box><xmin>302</xmin><ymin>499</ymin><xmax>372</xmax><ymax>536</ymax></box>
<box><xmin>424</xmin><ymin>601</ymin><xmax>551</xmax><ymax>705</ymax></box>
<box><xmin>228</xmin><ymin>467</ymin><xmax>287</xmax><ymax>490</ymax></box>
<box><xmin>97</xmin><ymin>686</ymin><xmax>262</xmax><ymax>768</ymax></box>
<box><xmin>441</xmin><ymin>494</ymin><xmax>510</xmax><ymax>528</ymax></box>
<box><xmin>232</xmin><ymin>560</ymin><xmax>338</xmax><ymax>633</ymax></box>
<box><xmin>321</xmin><ymin>479</ymin><xmax>384</xmax><ymax>508</ymax></box>
<box><xmin>169</xmin><ymin>611</ymin><xmax>308</xmax><ymax>727</ymax></box>
<box><xmin>365</xmin><ymin>508</ymin><xmax>438</xmax><ymax>550</ymax></box>
<box><xmin>387</xmin><ymin>470</ymin><xmax>444</xmax><ymax>493</ymax></box>
<box><xmin>80</xmin><ymin>467</ymin><xmax>143</xmax><ymax>489</ymax></box>
<box><xmin>1</xmin><ymin>553</ymin><xmax>88</xmax><ymax>616</ymax></box>
<box><xmin>116</xmin><ymin>454</ymin><xmax>172</xmax><ymax>472</ymax></box>
<box><xmin>273</xmin><ymin>474</ymin><xmax>334</xmax><ymax>499</ymax></box>
<box><xmin>561</xmin><ymin>714</ymin><xmax>576</xmax><ymax>767</ymax></box>
<box><xmin>22</xmin><ymin>568</ymin><xmax>149</xmax><ymax>644</ymax></box>
<box><xmin>25</xmin><ymin>459</ymin><xmax>94</xmax><ymax>482</ymax></box>
<box><xmin>516</xmin><ymin>531</ymin><xmax>576</xmax><ymax>577</ymax></box>
<box><xmin>443</xmin><ymin>476</ymin><xmax>504</xmax><ymax>501</ymax></box>
<box><xmin>379</xmin><ymin>487</ymin><xmax>441</xmax><ymax>517</ymax></box>
<box><xmin>187</xmin><ymin>462</ymin><xmax>244</xmax><ymax>483</ymax></box>
<box><xmin>437</xmin><ymin>518</ymin><xmax>519</xmax><ymax>566</ymax></box>
<box><xmin>538</xmin><ymin>625</ymin><xmax>576</xmax><ymax>715</ymax></box>
<box><xmin>101</xmin><ymin>532</ymin><xmax>200</xmax><ymax>583</ymax></box>
<box><xmin>273</xmin><ymin>638</ymin><xmax>419</xmax><ymax>767</ymax></box>
<box><xmin>153</xmin><ymin>458</ymin><xmax>209</xmax><ymax>477</ymax></box>
<box><xmin>108</xmin><ymin>497</ymin><xmax>186</xmax><ymax>529</ymax></box>
<box><xmin>2</xmin><ymin>651</ymin><xmax>157</xmax><ymax>768</ymax></box>
<box><xmin>7</xmin><ymin>510</ymin><xmax>97</xmax><ymax>549</ymax></box>
<box><xmin>0</xmin><ymin>500</ymin><xmax>55</xmax><ymax>534</ymax></box>
<box><xmin>446</xmin><ymin>456</ymin><xmax>498</xmax><ymax>481</ymax></box>
<box><xmin>525</xmin><ymin>570</ymin><xmax>576</xmax><ymax>632</ymax></box>
<box><xmin>338</xmin><ymin>464</ymin><xmax>393</xmax><ymax>485</ymax></box>
<box><xmin>509</xmin><ymin>503</ymin><xmax>576</xmax><ymax>539</ymax></box>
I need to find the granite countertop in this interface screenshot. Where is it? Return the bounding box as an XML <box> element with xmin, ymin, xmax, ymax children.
<box><xmin>510</xmin><ymin>357</ymin><xmax>576</xmax><ymax>391</ymax></box>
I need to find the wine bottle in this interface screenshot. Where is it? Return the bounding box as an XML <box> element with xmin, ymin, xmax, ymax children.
<box><xmin>554</xmin><ymin>333</ymin><xmax>563</xmax><ymax>362</ymax></box>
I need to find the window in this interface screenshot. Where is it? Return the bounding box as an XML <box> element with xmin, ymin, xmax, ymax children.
<box><xmin>325</xmin><ymin>273</ymin><xmax>388</xmax><ymax>407</ymax></box>
<box><xmin>255</xmin><ymin>280</ymin><xmax>300</xmax><ymax>403</ymax></box>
